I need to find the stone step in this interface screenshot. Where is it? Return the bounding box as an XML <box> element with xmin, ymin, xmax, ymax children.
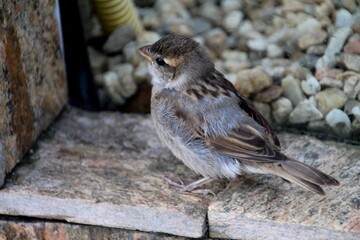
<box><xmin>0</xmin><ymin>107</ymin><xmax>359</xmax><ymax>239</ymax></box>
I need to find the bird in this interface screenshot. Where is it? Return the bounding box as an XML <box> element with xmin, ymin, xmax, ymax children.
<box><xmin>138</xmin><ymin>34</ymin><xmax>339</xmax><ymax>195</ymax></box>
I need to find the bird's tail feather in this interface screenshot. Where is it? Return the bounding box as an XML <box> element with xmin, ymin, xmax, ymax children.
<box><xmin>261</xmin><ymin>159</ymin><xmax>339</xmax><ymax>195</ymax></box>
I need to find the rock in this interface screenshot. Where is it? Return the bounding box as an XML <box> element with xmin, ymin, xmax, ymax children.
<box><xmin>253</xmin><ymin>102</ymin><xmax>271</xmax><ymax>123</ymax></box>
<box><xmin>344</xmin><ymin>40</ymin><xmax>360</xmax><ymax>55</ymax></box>
<box><xmin>140</xmin><ymin>8</ymin><xmax>160</xmax><ymax>29</ymax></box>
<box><xmin>335</xmin><ymin>9</ymin><xmax>353</xmax><ymax>28</ymax></box>
<box><xmin>324</xmin><ymin>27</ymin><xmax>352</xmax><ymax>57</ymax></box>
<box><xmin>190</xmin><ymin>17</ymin><xmax>212</xmax><ymax>34</ymax></box>
<box><xmin>224</xmin><ymin>73</ymin><xmax>237</xmax><ymax>85</ymax></box>
<box><xmin>315</xmin><ymin>88</ymin><xmax>348</xmax><ymax>116</ymax></box>
<box><xmin>221</xmin><ymin>0</ymin><xmax>242</xmax><ymax>13</ymax></box>
<box><xmin>306</xmin><ymin>45</ymin><xmax>326</xmax><ymax>56</ymax></box>
<box><xmin>0</xmin><ymin>109</ymin><xmax>212</xmax><ymax>238</ymax></box>
<box><xmin>112</xmin><ymin>64</ymin><xmax>137</xmax><ymax>98</ymax></box>
<box><xmin>325</xmin><ymin>109</ymin><xmax>352</xmax><ymax>136</ymax></box>
<box><xmin>266</xmin><ymin>44</ymin><xmax>284</xmax><ymax>58</ymax></box>
<box><xmin>137</xmin><ymin>31</ymin><xmax>160</xmax><ymax>46</ymax></box>
<box><xmin>289</xmin><ymin>99</ymin><xmax>323</xmax><ymax>124</ymax></box>
<box><xmin>319</xmin><ymin>77</ymin><xmax>344</xmax><ymax>89</ymax></box>
<box><xmin>235</xmin><ymin>68</ymin><xmax>272</xmax><ymax>97</ymax></box>
<box><xmin>307</xmin><ymin>120</ymin><xmax>328</xmax><ymax>132</ymax></box>
<box><xmin>103</xmin><ymin>71</ymin><xmax>125</xmax><ymax>105</ymax></box>
<box><xmin>224</xmin><ymin>60</ymin><xmax>251</xmax><ymax>73</ymax></box>
<box><xmin>103</xmin><ymin>25</ymin><xmax>136</xmax><ymax>53</ymax></box>
<box><xmin>198</xmin><ymin>2</ymin><xmax>222</xmax><ymax>25</ymax></box>
<box><xmin>352</xmin><ymin>15</ymin><xmax>360</xmax><ymax>33</ymax></box>
<box><xmin>296</xmin><ymin>18</ymin><xmax>322</xmax><ymax>36</ymax></box>
<box><xmin>123</xmin><ymin>41</ymin><xmax>141</xmax><ymax>67</ymax></box>
<box><xmin>298</xmin><ymin>30</ymin><xmax>327</xmax><ymax>50</ymax></box>
<box><xmin>299</xmin><ymin>55</ymin><xmax>319</xmax><ymax>70</ymax></box>
<box><xmin>315</xmin><ymin>68</ymin><xmax>342</xmax><ymax>80</ymax></box>
<box><xmin>224</xmin><ymin>10</ymin><xmax>243</xmax><ymax>31</ymax></box>
<box><xmin>255</xmin><ymin>85</ymin><xmax>283</xmax><ymax>103</ymax></box>
<box><xmin>133</xmin><ymin>63</ymin><xmax>150</xmax><ymax>84</ymax></box>
<box><xmin>221</xmin><ymin>50</ymin><xmax>248</xmax><ymax>61</ymax></box>
<box><xmin>271</xmin><ymin>97</ymin><xmax>293</xmax><ymax>124</ymax></box>
<box><xmin>344</xmin><ymin>99</ymin><xmax>360</xmax><ymax>115</ymax></box>
<box><xmin>281</xmin><ymin>75</ymin><xmax>305</xmax><ymax>107</ymax></box>
<box><xmin>352</xmin><ymin>106</ymin><xmax>360</xmax><ymax>121</ymax></box>
<box><xmin>88</xmin><ymin>47</ymin><xmax>108</xmax><ymax>75</ymax></box>
<box><xmin>343</xmin><ymin>54</ymin><xmax>360</xmax><ymax>72</ymax></box>
<box><xmin>204</xmin><ymin>28</ymin><xmax>227</xmax><ymax>56</ymax></box>
<box><xmin>301</xmin><ymin>76</ymin><xmax>321</xmax><ymax>95</ymax></box>
<box><xmin>208</xmin><ymin>133</ymin><xmax>360</xmax><ymax>239</ymax></box>
<box><xmin>0</xmin><ymin>0</ymin><xmax>67</xmax><ymax>187</ymax></box>
<box><xmin>343</xmin><ymin>75</ymin><xmax>360</xmax><ymax>99</ymax></box>
<box><xmin>247</xmin><ymin>38</ymin><xmax>267</xmax><ymax>52</ymax></box>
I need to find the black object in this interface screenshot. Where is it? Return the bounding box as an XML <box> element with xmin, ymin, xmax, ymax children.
<box><xmin>58</xmin><ymin>0</ymin><xmax>100</xmax><ymax>110</ymax></box>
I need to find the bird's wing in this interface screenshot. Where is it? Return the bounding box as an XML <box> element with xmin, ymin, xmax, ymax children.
<box><xmin>180</xmin><ymin>70</ymin><xmax>284</xmax><ymax>163</ymax></box>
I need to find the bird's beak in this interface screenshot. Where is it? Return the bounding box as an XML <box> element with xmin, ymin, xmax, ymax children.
<box><xmin>138</xmin><ymin>45</ymin><xmax>152</xmax><ymax>62</ymax></box>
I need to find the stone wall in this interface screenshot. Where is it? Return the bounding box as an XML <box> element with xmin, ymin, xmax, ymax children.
<box><xmin>0</xmin><ymin>0</ymin><xmax>67</xmax><ymax>186</ymax></box>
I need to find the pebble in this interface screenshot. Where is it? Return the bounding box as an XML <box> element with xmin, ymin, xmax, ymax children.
<box><xmin>224</xmin><ymin>60</ymin><xmax>251</xmax><ymax>73</ymax></box>
<box><xmin>221</xmin><ymin>0</ymin><xmax>242</xmax><ymax>13</ymax></box>
<box><xmin>343</xmin><ymin>75</ymin><xmax>360</xmax><ymax>99</ymax></box>
<box><xmin>307</xmin><ymin>120</ymin><xmax>328</xmax><ymax>132</ymax></box>
<box><xmin>103</xmin><ymin>25</ymin><xmax>136</xmax><ymax>53</ymax></box>
<box><xmin>315</xmin><ymin>88</ymin><xmax>348</xmax><ymax>116</ymax></box>
<box><xmin>325</xmin><ymin>109</ymin><xmax>352</xmax><ymax>136</ymax></box>
<box><xmin>190</xmin><ymin>17</ymin><xmax>212</xmax><ymax>34</ymax></box>
<box><xmin>133</xmin><ymin>63</ymin><xmax>150</xmax><ymax>84</ymax></box>
<box><xmin>198</xmin><ymin>2</ymin><xmax>222</xmax><ymax>25</ymax></box>
<box><xmin>335</xmin><ymin>8</ymin><xmax>353</xmax><ymax>28</ymax></box>
<box><xmin>298</xmin><ymin>30</ymin><xmax>327</xmax><ymax>50</ymax></box>
<box><xmin>306</xmin><ymin>45</ymin><xmax>326</xmax><ymax>56</ymax></box>
<box><xmin>253</xmin><ymin>101</ymin><xmax>271</xmax><ymax>123</ymax></box>
<box><xmin>247</xmin><ymin>38</ymin><xmax>267</xmax><ymax>52</ymax></box>
<box><xmin>224</xmin><ymin>10</ymin><xmax>243</xmax><ymax>31</ymax></box>
<box><xmin>319</xmin><ymin>77</ymin><xmax>344</xmax><ymax>89</ymax></box>
<box><xmin>271</xmin><ymin>97</ymin><xmax>293</xmax><ymax>124</ymax></box>
<box><xmin>299</xmin><ymin>55</ymin><xmax>319</xmax><ymax>70</ymax></box>
<box><xmin>324</xmin><ymin>27</ymin><xmax>352</xmax><ymax>57</ymax></box>
<box><xmin>255</xmin><ymin>85</ymin><xmax>283</xmax><ymax>103</ymax></box>
<box><xmin>123</xmin><ymin>41</ymin><xmax>141</xmax><ymax>67</ymax></box>
<box><xmin>88</xmin><ymin>47</ymin><xmax>107</xmax><ymax>75</ymax></box>
<box><xmin>266</xmin><ymin>44</ymin><xmax>284</xmax><ymax>58</ymax></box>
<box><xmin>301</xmin><ymin>76</ymin><xmax>321</xmax><ymax>95</ymax></box>
<box><xmin>352</xmin><ymin>106</ymin><xmax>360</xmax><ymax>121</ymax></box>
<box><xmin>344</xmin><ymin>99</ymin><xmax>360</xmax><ymax>115</ymax></box>
<box><xmin>112</xmin><ymin>64</ymin><xmax>137</xmax><ymax>98</ymax></box>
<box><xmin>235</xmin><ymin>68</ymin><xmax>272</xmax><ymax>97</ymax></box>
<box><xmin>344</xmin><ymin>40</ymin><xmax>360</xmax><ymax>55</ymax></box>
<box><xmin>296</xmin><ymin>18</ymin><xmax>322</xmax><ymax>36</ymax></box>
<box><xmin>281</xmin><ymin>75</ymin><xmax>305</xmax><ymax>107</ymax></box>
<box><xmin>343</xmin><ymin>54</ymin><xmax>360</xmax><ymax>72</ymax></box>
<box><xmin>204</xmin><ymin>28</ymin><xmax>227</xmax><ymax>56</ymax></box>
<box><xmin>103</xmin><ymin>71</ymin><xmax>125</xmax><ymax>105</ymax></box>
<box><xmin>289</xmin><ymin>99</ymin><xmax>323</xmax><ymax>124</ymax></box>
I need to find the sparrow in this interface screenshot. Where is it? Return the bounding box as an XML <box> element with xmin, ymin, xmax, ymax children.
<box><xmin>138</xmin><ymin>34</ymin><xmax>339</xmax><ymax>195</ymax></box>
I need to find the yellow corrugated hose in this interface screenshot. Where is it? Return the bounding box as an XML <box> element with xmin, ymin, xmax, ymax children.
<box><xmin>92</xmin><ymin>0</ymin><xmax>143</xmax><ymax>34</ymax></box>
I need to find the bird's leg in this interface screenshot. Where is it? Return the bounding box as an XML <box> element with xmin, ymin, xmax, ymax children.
<box><xmin>163</xmin><ymin>176</ymin><xmax>215</xmax><ymax>196</ymax></box>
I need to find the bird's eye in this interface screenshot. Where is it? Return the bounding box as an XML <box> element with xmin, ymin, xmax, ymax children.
<box><xmin>155</xmin><ymin>58</ymin><xmax>166</xmax><ymax>66</ymax></box>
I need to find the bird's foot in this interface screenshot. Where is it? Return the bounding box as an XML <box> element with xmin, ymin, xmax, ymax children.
<box><xmin>163</xmin><ymin>176</ymin><xmax>215</xmax><ymax>196</ymax></box>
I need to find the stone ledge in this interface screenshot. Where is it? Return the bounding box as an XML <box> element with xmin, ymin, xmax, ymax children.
<box><xmin>209</xmin><ymin>134</ymin><xmax>360</xmax><ymax>240</ymax></box>
<box><xmin>0</xmin><ymin>107</ymin><xmax>359</xmax><ymax>239</ymax></box>
<box><xmin>0</xmin><ymin>218</ymin><xmax>186</xmax><ymax>240</ymax></box>
<box><xmin>0</xmin><ymin>108</ymin><xmax>216</xmax><ymax>238</ymax></box>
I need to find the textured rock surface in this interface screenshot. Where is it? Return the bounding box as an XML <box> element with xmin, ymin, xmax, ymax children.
<box><xmin>0</xmin><ymin>108</ymin><xmax>359</xmax><ymax>239</ymax></box>
<box><xmin>0</xmin><ymin>218</ymin><xmax>186</xmax><ymax>240</ymax></box>
<box><xmin>0</xmin><ymin>108</ymin><xmax>217</xmax><ymax>238</ymax></box>
<box><xmin>0</xmin><ymin>0</ymin><xmax>67</xmax><ymax>186</ymax></box>
<box><xmin>208</xmin><ymin>134</ymin><xmax>360</xmax><ymax>240</ymax></box>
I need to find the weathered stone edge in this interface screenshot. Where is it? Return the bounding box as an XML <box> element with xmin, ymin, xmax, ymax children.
<box><xmin>208</xmin><ymin>212</ymin><xmax>360</xmax><ymax>240</ymax></box>
<box><xmin>0</xmin><ymin>192</ymin><xmax>206</xmax><ymax>238</ymax></box>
